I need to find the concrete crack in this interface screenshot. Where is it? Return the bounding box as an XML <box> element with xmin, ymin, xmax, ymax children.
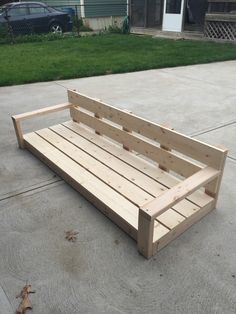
<box><xmin>189</xmin><ymin>119</ymin><xmax>236</xmax><ymax>137</ymax></box>
<box><xmin>0</xmin><ymin>179</ymin><xmax>62</xmax><ymax>202</ymax></box>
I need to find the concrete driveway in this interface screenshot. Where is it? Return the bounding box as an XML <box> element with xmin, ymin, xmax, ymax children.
<box><xmin>0</xmin><ymin>61</ymin><xmax>236</xmax><ymax>314</ymax></box>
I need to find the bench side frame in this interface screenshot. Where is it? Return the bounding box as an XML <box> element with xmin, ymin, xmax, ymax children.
<box><xmin>137</xmin><ymin>166</ymin><xmax>225</xmax><ymax>258</ymax></box>
<box><xmin>12</xmin><ymin>103</ymin><xmax>73</xmax><ymax>148</ymax></box>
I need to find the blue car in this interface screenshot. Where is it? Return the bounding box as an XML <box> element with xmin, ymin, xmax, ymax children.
<box><xmin>0</xmin><ymin>2</ymin><xmax>73</xmax><ymax>35</ymax></box>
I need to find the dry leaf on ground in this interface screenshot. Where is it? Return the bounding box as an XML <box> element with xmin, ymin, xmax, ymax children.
<box><xmin>16</xmin><ymin>285</ymin><xmax>35</xmax><ymax>314</ymax></box>
<box><xmin>65</xmin><ymin>230</ymin><xmax>79</xmax><ymax>242</ymax></box>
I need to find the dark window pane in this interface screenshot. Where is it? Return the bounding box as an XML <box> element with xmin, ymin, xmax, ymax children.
<box><xmin>211</xmin><ymin>3</ymin><xmax>225</xmax><ymax>13</ymax></box>
<box><xmin>229</xmin><ymin>3</ymin><xmax>236</xmax><ymax>13</ymax></box>
<box><xmin>29</xmin><ymin>5</ymin><xmax>49</xmax><ymax>15</ymax></box>
<box><xmin>9</xmin><ymin>5</ymin><xmax>28</xmax><ymax>16</ymax></box>
<box><xmin>166</xmin><ymin>0</ymin><xmax>182</xmax><ymax>14</ymax></box>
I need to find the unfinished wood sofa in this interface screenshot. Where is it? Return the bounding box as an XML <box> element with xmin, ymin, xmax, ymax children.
<box><xmin>12</xmin><ymin>90</ymin><xmax>228</xmax><ymax>258</ymax></box>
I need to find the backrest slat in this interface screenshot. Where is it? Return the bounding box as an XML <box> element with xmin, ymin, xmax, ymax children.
<box><xmin>70</xmin><ymin>107</ymin><xmax>202</xmax><ymax>178</ymax></box>
<box><xmin>68</xmin><ymin>90</ymin><xmax>227</xmax><ymax>170</ymax></box>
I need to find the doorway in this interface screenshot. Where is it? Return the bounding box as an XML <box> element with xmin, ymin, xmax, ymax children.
<box><xmin>146</xmin><ymin>0</ymin><xmax>164</xmax><ymax>27</ymax></box>
<box><xmin>131</xmin><ymin>0</ymin><xmax>164</xmax><ymax>28</ymax></box>
<box><xmin>184</xmin><ymin>0</ymin><xmax>208</xmax><ymax>32</ymax></box>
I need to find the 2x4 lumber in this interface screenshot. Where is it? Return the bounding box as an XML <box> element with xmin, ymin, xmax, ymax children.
<box><xmin>24</xmin><ymin>132</ymin><xmax>140</xmax><ymax>239</ymax></box>
<box><xmin>50</xmin><ymin>124</ymin><xmax>170</xmax><ymax>196</ymax></box>
<box><xmin>205</xmin><ymin>148</ymin><xmax>228</xmax><ymax>202</ymax></box>
<box><xmin>36</xmin><ymin>128</ymin><xmax>154</xmax><ymax>206</ymax></box>
<box><xmin>158</xmin><ymin>209</ymin><xmax>185</xmax><ymax>229</ymax></box>
<box><xmin>51</xmin><ymin>124</ymin><xmax>200</xmax><ymax>219</ymax></box>
<box><xmin>36</xmin><ymin>126</ymin><xmax>197</xmax><ymax>233</ymax></box>
<box><xmin>159</xmin><ymin>124</ymin><xmax>173</xmax><ymax>172</ymax></box>
<box><xmin>11</xmin><ymin>103</ymin><xmax>73</xmax><ymax>149</ymax></box>
<box><xmin>138</xmin><ymin>214</ymin><xmax>154</xmax><ymax>258</ymax></box>
<box><xmin>153</xmin><ymin>199</ymin><xmax>215</xmax><ymax>253</ymax></box>
<box><xmin>140</xmin><ymin>167</ymin><xmax>220</xmax><ymax>221</ymax></box>
<box><xmin>63</xmin><ymin>121</ymin><xmax>214</xmax><ymax>208</ymax></box>
<box><xmin>70</xmin><ymin>108</ymin><xmax>201</xmax><ymax>178</ymax></box>
<box><xmin>12</xmin><ymin>103</ymin><xmax>73</xmax><ymax>122</ymax></box>
<box><xmin>68</xmin><ymin>90</ymin><xmax>227</xmax><ymax>169</ymax></box>
<box><xmin>12</xmin><ymin>118</ymin><xmax>24</xmax><ymax>148</ymax></box>
<box><xmin>159</xmin><ymin>144</ymin><xmax>171</xmax><ymax>172</ymax></box>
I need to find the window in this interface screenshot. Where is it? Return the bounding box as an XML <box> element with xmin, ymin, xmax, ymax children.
<box><xmin>229</xmin><ymin>3</ymin><xmax>236</xmax><ymax>13</ymax></box>
<box><xmin>9</xmin><ymin>5</ymin><xmax>28</xmax><ymax>16</ymax></box>
<box><xmin>166</xmin><ymin>0</ymin><xmax>182</xmax><ymax>14</ymax></box>
<box><xmin>29</xmin><ymin>4</ymin><xmax>49</xmax><ymax>15</ymax></box>
<box><xmin>210</xmin><ymin>3</ymin><xmax>236</xmax><ymax>13</ymax></box>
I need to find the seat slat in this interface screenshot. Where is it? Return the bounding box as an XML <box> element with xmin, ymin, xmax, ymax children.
<box><xmin>50</xmin><ymin>124</ymin><xmax>168</xmax><ymax>197</ymax></box>
<box><xmin>24</xmin><ymin>132</ymin><xmax>140</xmax><ymax>236</ymax></box>
<box><xmin>51</xmin><ymin>124</ymin><xmax>201</xmax><ymax>218</ymax></box>
<box><xmin>63</xmin><ymin>121</ymin><xmax>213</xmax><ymax>208</ymax></box>
<box><xmin>36</xmin><ymin>128</ymin><xmax>154</xmax><ymax>206</ymax></box>
<box><xmin>157</xmin><ymin>209</ymin><xmax>186</xmax><ymax>230</ymax></box>
<box><xmin>24</xmin><ymin>131</ymin><xmax>172</xmax><ymax>243</ymax></box>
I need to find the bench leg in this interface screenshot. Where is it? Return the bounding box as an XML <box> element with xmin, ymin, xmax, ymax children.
<box><xmin>12</xmin><ymin>117</ymin><xmax>24</xmax><ymax>149</ymax></box>
<box><xmin>137</xmin><ymin>211</ymin><xmax>154</xmax><ymax>259</ymax></box>
<box><xmin>205</xmin><ymin>149</ymin><xmax>228</xmax><ymax>204</ymax></box>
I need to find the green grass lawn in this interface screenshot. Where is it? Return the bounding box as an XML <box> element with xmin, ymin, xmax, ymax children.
<box><xmin>0</xmin><ymin>34</ymin><xmax>236</xmax><ymax>86</ymax></box>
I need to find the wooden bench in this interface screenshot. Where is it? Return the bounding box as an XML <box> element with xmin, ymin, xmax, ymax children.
<box><xmin>12</xmin><ymin>90</ymin><xmax>228</xmax><ymax>258</ymax></box>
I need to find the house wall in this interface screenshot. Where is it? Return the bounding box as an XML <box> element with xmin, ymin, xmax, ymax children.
<box><xmin>83</xmin><ymin>16</ymin><xmax>125</xmax><ymax>30</ymax></box>
<box><xmin>84</xmin><ymin>0</ymin><xmax>127</xmax><ymax>18</ymax></box>
<box><xmin>41</xmin><ymin>0</ymin><xmax>81</xmax><ymax>6</ymax></box>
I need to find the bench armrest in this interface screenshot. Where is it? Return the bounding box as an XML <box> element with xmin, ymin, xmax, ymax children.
<box><xmin>140</xmin><ymin>166</ymin><xmax>220</xmax><ymax>221</ymax></box>
<box><xmin>12</xmin><ymin>103</ymin><xmax>73</xmax><ymax>148</ymax></box>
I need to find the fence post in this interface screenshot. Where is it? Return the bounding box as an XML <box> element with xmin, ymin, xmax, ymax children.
<box><xmin>5</xmin><ymin>8</ymin><xmax>15</xmax><ymax>44</ymax></box>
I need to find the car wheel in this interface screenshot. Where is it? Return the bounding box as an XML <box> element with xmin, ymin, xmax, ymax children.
<box><xmin>50</xmin><ymin>23</ymin><xmax>63</xmax><ymax>34</ymax></box>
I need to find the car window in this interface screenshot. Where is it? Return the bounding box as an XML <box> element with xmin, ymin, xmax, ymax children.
<box><xmin>9</xmin><ymin>5</ymin><xmax>28</xmax><ymax>16</ymax></box>
<box><xmin>29</xmin><ymin>4</ymin><xmax>50</xmax><ymax>15</ymax></box>
<box><xmin>0</xmin><ymin>6</ymin><xmax>6</xmax><ymax>14</ymax></box>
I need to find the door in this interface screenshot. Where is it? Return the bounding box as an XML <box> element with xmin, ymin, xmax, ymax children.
<box><xmin>27</xmin><ymin>3</ymin><xmax>51</xmax><ymax>34</ymax></box>
<box><xmin>162</xmin><ymin>0</ymin><xmax>184</xmax><ymax>32</ymax></box>
<box><xmin>6</xmin><ymin>4</ymin><xmax>29</xmax><ymax>35</ymax></box>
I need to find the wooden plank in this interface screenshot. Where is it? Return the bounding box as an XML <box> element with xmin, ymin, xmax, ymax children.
<box><xmin>51</xmin><ymin>124</ymin><xmax>201</xmax><ymax>218</ymax></box>
<box><xmin>157</xmin><ymin>209</ymin><xmax>185</xmax><ymax>229</ymax></box>
<box><xmin>153</xmin><ymin>221</ymin><xmax>170</xmax><ymax>243</ymax></box>
<box><xmin>12</xmin><ymin>117</ymin><xmax>24</xmax><ymax>148</ymax></box>
<box><xmin>63</xmin><ymin>121</ymin><xmax>214</xmax><ymax>208</ymax></box>
<box><xmin>172</xmin><ymin>200</ymin><xmax>199</xmax><ymax>218</ymax></box>
<box><xmin>153</xmin><ymin>200</ymin><xmax>215</xmax><ymax>252</ymax></box>
<box><xmin>24</xmin><ymin>131</ymin><xmax>171</xmax><ymax>249</ymax></box>
<box><xmin>70</xmin><ymin>108</ymin><xmax>201</xmax><ymax>178</ymax></box>
<box><xmin>12</xmin><ymin>103</ymin><xmax>72</xmax><ymax>121</ymax></box>
<box><xmin>138</xmin><ymin>213</ymin><xmax>154</xmax><ymax>258</ymax></box>
<box><xmin>141</xmin><ymin>167</ymin><xmax>220</xmax><ymax>221</ymax></box>
<box><xmin>24</xmin><ymin>132</ymin><xmax>140</xmax><ymax>239</ymax></box>
<box><xmin>159</xmin><ymin>144</ymin><xmax>171</xmax><ymax>172</ymax></box>
<box><xmin>50</xmin><ymin>124</ymin><xmax>168</xmax><ymax>196</ymax></box>
<box><xmin>36</xmin><ymin>128</ymin><xmax>154</xmax><ymax>206</ymax></box>
<box><xmin>158</xmin><ymin>124</ymin><xmax>173</xmax><ymax>172</ymax></box>
<box><xmin>68</xmin><ymin>90</ymin><xmax>226</xmax><ymax>169</ymax></box>
<box><xmin>205</xmin><ymin>148</ymin><xmax>228</xmax><ymax>203</ymax></box>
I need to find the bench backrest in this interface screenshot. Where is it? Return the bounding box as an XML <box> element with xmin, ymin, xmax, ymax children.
<box><xmin>68</xmin><ymin>90</ymin><xmax>227</xmax><ymax>180</ymax></box>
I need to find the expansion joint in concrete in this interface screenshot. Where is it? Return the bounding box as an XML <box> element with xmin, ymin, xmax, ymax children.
<box><xmin>0</xmin><ymin>179</ymin><xmax>62</xmax><ymax>203</ymax></box>
<box><xmin>190</xmin><ymin>119</ymin><xmax>236</xmax><ymax>138</ymax></box>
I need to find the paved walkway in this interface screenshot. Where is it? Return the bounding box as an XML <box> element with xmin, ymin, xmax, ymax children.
<box><xmin>0</xmin><ymin>61</ymin><xmax>236</xmax><ymax>314</ymax></box>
